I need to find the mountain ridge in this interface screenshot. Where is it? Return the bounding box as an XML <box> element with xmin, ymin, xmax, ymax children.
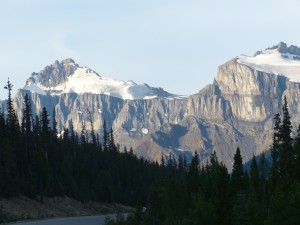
<box><xmin>23</xmin><ymin>58</ymin><xmax>179</xmax><ymax>100</ymax></box>
<box><xmin>7</xmin><ymin>41</ymin><xmax>300</xmax><ymax>169</ymax></box>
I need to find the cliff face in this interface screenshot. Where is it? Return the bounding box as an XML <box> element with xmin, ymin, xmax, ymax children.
<box><xmin>10</xmin><ymin>44</ymin><xmax>300</xmax><ymax>169</ymax></box>
<box><xmin>215</xmin><ymin>59</ymin><xmax>286</xmax><ymax>122</ymax></box>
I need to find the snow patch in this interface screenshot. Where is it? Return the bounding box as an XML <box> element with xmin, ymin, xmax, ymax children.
<box><xmin>142</xmin><ymin>128</ymin><xmax>149</xmax><ymax>135</ymax></box>
<box><xmin>24</xmin><ymin>82</ymin><xmax>47</xmax><ymax>95</ymax></box>
<box><xmin>144</xmin><ymin>95</ymin><xmax>158</xmax><ymax>100</ymax></box>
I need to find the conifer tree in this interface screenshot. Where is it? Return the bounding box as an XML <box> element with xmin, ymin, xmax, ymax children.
<box><xmin>258</xmin><ymin>152</ymin><xmax>269</xmax><ymax>202</ymax></box>
<box><xmin>21</xmin><ymin>94</ymin><xmax>32</xmax><ymax>134</ymax></box>
<box><xmin>231</xmin><ymin>147</ymin><xmax>244</xmax><ymax>191</ymax></box>
<box><xmin>160</xmin><ymin>154</ymin><xmax>165</xmax><ymax>166</ymax></box>
<box><xmin>294</xmin><ymin>125</ymin><xmax>300</xmax><ymax>181</ymax></box>
<box><xmin>187</xmin><ymin>151</ymin><xmax>200</xmax><ymax>197</ymax></box>
<box><xmin>178</xmin><ymin>154</ymin><xmax>186</xmax><ymax>172</ymax></box>
<box><xmin>52</xmin><ymin>108</ymin><xmax>58</xmax><ymax>138</ymax></box>
<box><xmin>4</xmin><ymin>79</ymin><xmax>18</xmax><ymax>135</ymax></box>
<box><xmin>249</xmin><ymin>155</ymin><xmax>259</xmax><ymax>194</ymax></box>
<box><xmin>88</xmin><ymin>111</ymin><xmax>96</xmax><ymax>145</ymax></box>
<box><xmin>80</xmin><ymin>121</ymin><xmax>86</xmax><ymax>145</ymax></box>
<box><xmin>41</xmin><ymin>107</ymin><xmax>50</xmax><ymax>137</ymax></box>
<box><xmin>280</xmin><ymin>96</ymin><xmax>293</xmax><ymax>161</ymax></box>
<box><xmin>2</xmin><ymin>79</ymin><xmax>18</xmax><ymax>196</ymax></box>
<box><xmin>271</xmin><ymin>112</ymin><xmax>282</xmax><ymax>164</ymax></box>
<box><xmin>270</xmin><ymin>97</ymin><xmax>294</xmax><ymax>186</ymax></box>
<box><xmin>103</xmin><ymin>119</ymin><xmax>108</xmax><ymax>150</ymax></box>
<box><xmin>109</xmin><ymin>128</ymin><xmax>116</xmax><ymax>151</ymax></box>
<box><xmin>41</xmin><ymin>107</ymin><xmax>50</xmax><ymax>163</ymax></box>
<box><xmin>21</xmin><ymin>94</ymin><xmax>33</xmax><ymax>179</ymax></box>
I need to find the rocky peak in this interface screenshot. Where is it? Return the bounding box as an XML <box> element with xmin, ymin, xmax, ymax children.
<box><xmin>265</xmin><ymin>42</ymin><xmax>300</xmax><ymax>56</ymax></box>
<box><xmin>23</xmin><ymin>59</ymin><xmax>177</xmax><ymax>100</ymax></box>
<box><xmin>62</xmin><ymin>58</ymin><xmax>76</xmax><ymax>65</ymax></box>
<box><xmin>26</xmin><ymin>58</ymin><xmax>79</xmax><ymax>88</ymax></box>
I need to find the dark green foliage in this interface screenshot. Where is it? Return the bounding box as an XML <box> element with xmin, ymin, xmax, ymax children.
<box><xmin>0</xmin><ymin>81</ymin><xmax>182</xmax><ymax>207</ymax></box>
<box><xmin>231</xmin><ymin>147</ymin><xmax>244</xmax><ymax>191</ymax></box>
<box><xmin>249</xmin><ymin>155</ymin><xmax>259</xmax><ymax>194</ymax></box>
<box><xmin>281</xmin><ymin>96</ymin><xmax>293</xmax><ymax>159</ymax></box>
<box><xmin>106</xmin><ymin>97</ymin><xmax>300</xmax><ymax>225</ymax></box>
<box><xmin>270</xmin><ymin>96</ymin><xmax>295</xmax><ymax>190</ymax></box>
<box><xmin>2</xmin><ymin>82</ymin><xmax>300</xmax><ymax>225</ymax></box>
<box><xmin>187</xmin><ymin>152</ymin><xmax>200</xmax><ymax>198</ymax></box>
<box><xmin>271</xmin><ymin>113</ymin><xmax>282</xmax><ymax>166</ymax></box>
<box><xmin>266</xmin><ymin>184</ymin><xmax>300</xmax><ymax>225</ymax></box>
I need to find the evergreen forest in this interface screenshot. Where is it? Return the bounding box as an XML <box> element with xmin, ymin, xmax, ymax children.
<box><xmin>1</xmin><ymin>80</ymin><xmax>300</xmax><ymax>225</ymax></box>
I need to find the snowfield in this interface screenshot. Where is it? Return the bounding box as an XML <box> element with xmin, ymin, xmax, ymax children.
<box><xmin>237</xmin><ymin>49</ymin><xmax>300</xmax><ymax>82</ymax></box>
<box><xmin>24</xmin><ymin>67</ymin><xmax>160</xmax><ymax>100</ymax></box>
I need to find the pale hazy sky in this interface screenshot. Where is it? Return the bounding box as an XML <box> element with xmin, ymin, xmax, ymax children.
<box><xmin>0</xmin><ymin>0</ymin><xmax>299</xmax><ymax>99</ymax></box>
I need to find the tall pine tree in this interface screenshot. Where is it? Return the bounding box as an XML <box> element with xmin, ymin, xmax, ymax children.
<box><xmin>231</xmin><ymin>147</ymin><xmax>244</xmax><ymax>191</ymax></box>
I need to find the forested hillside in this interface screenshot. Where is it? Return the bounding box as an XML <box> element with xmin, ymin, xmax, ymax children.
<box><xmin>0</xmin><ymin>80</ymin><xmax>182</xmax><ymax>217</ymax></box>
<box><xmin>105</xmin><ymin>97</ymin><xmax>300</xmax><ymax>225</ymax></box>
<box><xmin>1</xmin><ymin>80</ymin><xmax>300</xmax><ymax>225</ymax></box>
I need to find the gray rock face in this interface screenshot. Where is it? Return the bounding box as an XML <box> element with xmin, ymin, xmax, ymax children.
<box><xmin>10</xmin><ymin>51</ymin><xmax>300</xmax><ymax>170</ymax></box>
<box><xmin>265</xmin><ymin>41</ymin><xmax>300</xmax><ymax>56</ymax></box>
<box><xmin>26</xmin><ymin>58</ymin><xmax>80</xmax><ymax>88</ymax></box>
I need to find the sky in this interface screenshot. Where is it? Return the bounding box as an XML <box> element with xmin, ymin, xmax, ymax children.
<box><xmin>0</xmin><ymin>0</ymin><xmax>300</xmax><ymax>99</ymax></box>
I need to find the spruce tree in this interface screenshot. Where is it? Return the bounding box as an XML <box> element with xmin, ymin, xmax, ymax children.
<box><xmin>258</xmin><ymin>152</ymin><xmax>269</xmax><ymax>203</ymax></box>
<box><xmin>231</xmin><ymin>147</ymin><xmax>244</xmax><ymax>191</ymax></box>
<box><xmin>294</xmin><ymin>125</ymin><xmax>300</xmax><ymax>181</ymax></box>
<box><xmin>41</xmin><ymin>107</ymin><xmax>50</xmax><ymax>163</ymax></box>
<box><xmin>271</xmin><ymin>97</ymin><xmax>294</xmax><ymax>187</ymax></box>
<box><xmin>280</xmin><ymin>96</ymin><xmax>293</xmax><ymax>161</ymax></box>
<box><xmin>88</xmin><ymin>111</ymin><xmax>96</xmax><ymax>145</ymax></box>
<box><xmin>249</xmin><ymin>155</ymin><xmax>259</xmax><ymax>194</ymax></box>
<box><xmin>4</xmin><ymin>79</ymin><xmax>18</xmax><ymax>136</ymax></box>
<box><xmin>41</xmin><ymin>107</ymin><xmax>50</xmax><ymax>137</ymax></box>
<box><xmin>2</xmin><ymin>79</ymin><xmax>18</xmax><ymax>196</ymax></box>
<box><xmin>187</xmin><ymin>151</ymin><xmax>200</xmax><ymax>197</ymax></box>
<box><xmin>271</xmin><ymin>113</ymin><xmax>281</xmax><ymax>164</ymax></box>
<box><xmin>80</xmin><ymin>121</ymin><xmax>86</xmax><ymax>145</ymax></box>
<box><xmin>20</xmin><ymin>93</ymin><xmax>34</xmax><ymax>194</ymax></box>
<box><xmin>109</xmin><ymin>128</ymin><xmax>117</xmax><ymax>151</ymax></box>
<box><xmin>52</xmin><ymin>108</ymin><xmax>58</xmax><ymax>138</ymax></box>
<box><xmin>160</xmin><ymin>154</ymin><xmax>165</xmax><ymax>166</ymax></box>
<box><xmin>103</xmin><ymin>119</ymin><xmax>108</xmax><ymax>150</ymax></box>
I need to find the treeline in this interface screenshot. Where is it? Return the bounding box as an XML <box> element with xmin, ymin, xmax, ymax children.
<box><xmin>0</xmin><ymin>80</ymin><xmax>178</xmax><ymax>206</ymax></box>
<box><xmin>106</xmin><ymin>96</ymin><xmax>300</xmax><ymax>225</ymax></box>
<box><xmin>2</xmin><ymin>78</ymin><xmax>300</xmax><ymax>225</ymax></box>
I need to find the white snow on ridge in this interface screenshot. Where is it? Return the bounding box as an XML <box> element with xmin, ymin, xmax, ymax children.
<box><xmin>237</xmin><ymin>49</ymin><xmax>300</xmax><ymax>82</ymax></box>
<box><xmin>24</xmin><ymin>82</ymin><xmax>47</xmax><ymax>95</ymax></box>
<box><xmin>24</xmin><ymin>67</ymin><xmax>162</xmax><ymax>100</ymax></box>
<box><xmin>52</xmin><ymin>68</ymin><xmax>155</xmax><ymax>100</ymax></box>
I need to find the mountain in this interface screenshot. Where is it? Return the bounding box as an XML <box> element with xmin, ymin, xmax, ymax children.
<box><xmin>10</xmin><ymin>42</ymin><xmax>300</xmax><ymax>169</ymax></box>
<box><xmin>24</xmin><ymin>58</ymin><xmax>177</xmax><ymax>100</ymax></box>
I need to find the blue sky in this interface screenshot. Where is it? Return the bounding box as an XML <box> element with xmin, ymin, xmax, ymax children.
<box><xmin>0</xmin><ymin>0</ymin><xmax>299</xmax><ymax>99</ymax></box>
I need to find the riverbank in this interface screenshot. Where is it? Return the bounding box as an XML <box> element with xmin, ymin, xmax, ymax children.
<box><xmin>0</xmin><ymin>196</ymin><xmax>132</xmax><ymax>224</ymax></box>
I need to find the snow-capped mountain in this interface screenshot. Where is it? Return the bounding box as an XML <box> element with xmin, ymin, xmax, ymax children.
<box><xmin>9</xmin><ymin>42</ymin><xmax>300</xmax><ymax>170</ymax></box>
<box><xmin>24</xmin><ymin>58</ymin><xmax>176</xmax><ymax>100</ymax></box>
<box><xmin>237</xmin><ymin>42</ymin><xmax>300</xmax><ymax>82</ymax></box>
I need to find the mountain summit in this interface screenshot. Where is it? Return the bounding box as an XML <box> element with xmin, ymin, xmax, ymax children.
<box><xmin>237</xmin><ymin>42</ymin><xmax>300</xmax><ymax>82</ymax></box>
<box><xmin>24</xmin><ymin>59</ymin><xmax>175</xmax><ymax>100</ymax></box>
